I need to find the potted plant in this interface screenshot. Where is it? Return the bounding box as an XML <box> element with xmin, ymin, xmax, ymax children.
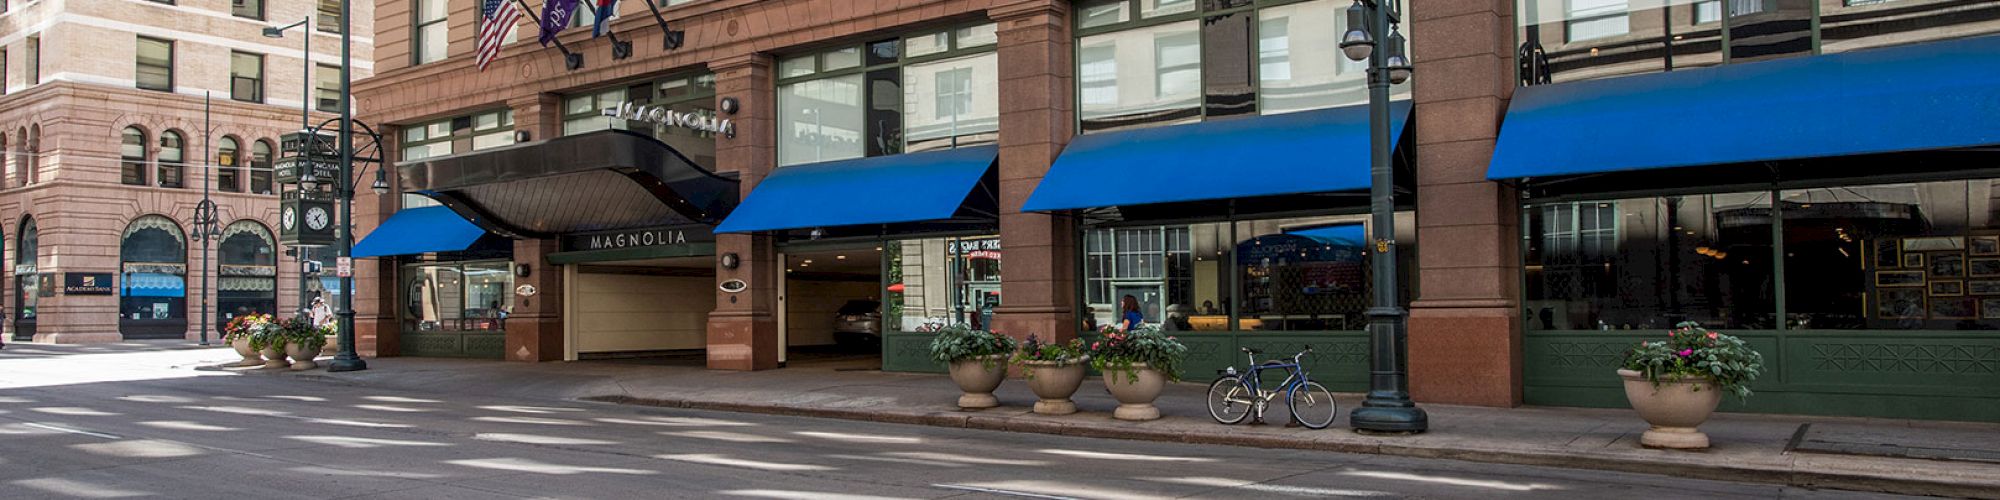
<box><xmin>285</xmin><ymin>323</ymin><xmax>331</xmax><ymax>371</ymax></box>
<box><xmin>928</xmin><ymin>325</ymin><xmax>1018</xmax><ymax>409</ymax></box>
<box><xmin>1618</xmin><ymin>322</ymin><xmax>1764</xmax><ymax>449</ymax></box>
<box><xmin>223</xmin><ymin>314</ymin><xmax>269</xmax><ymax>367</ymax></box>
<box><xmin>1087</xmin><ymin>324</ymin><xmax>1187</xmax><ymax>421</ymax></box>
<box><xmin>249</xmin><ymin>317</ymin><xmax>300</xmax><ymax>369</ymax></box>
<box><xmin>1011</xmin><ymin>335</ymin><xmax>1088</xmax><ymax>415</ymax></box>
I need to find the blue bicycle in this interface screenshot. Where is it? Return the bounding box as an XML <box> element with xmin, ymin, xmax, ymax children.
<box><xmin>1205</xmin><ymin>346</ymin><xmax>1337</xmax><ymax>429</ymax></box>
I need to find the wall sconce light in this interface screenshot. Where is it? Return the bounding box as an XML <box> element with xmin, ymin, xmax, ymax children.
<box><xmin>516</xmin><ymin>263</ymin><xmax>532</xmax><ymax>278</ymax></box>
<box><xmin>720</xmin><ymin>253</ymin><xmax>740</xmax><ymax>270</ymax></box>
<box><xmin>515</xmin><ymin>130</ymin><xmax>532</xmax><ymax>143</ymax></box>
<box><xmin>720</xmin><ymin>97</ymin><xmax>740</xmax><ymax>115</ymax></box>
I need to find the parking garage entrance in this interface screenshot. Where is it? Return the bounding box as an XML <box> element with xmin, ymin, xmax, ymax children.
<box><xmin>778</xmin><ymin>244</ymin><xmax>884</xmax><ymax>369</ymax></box>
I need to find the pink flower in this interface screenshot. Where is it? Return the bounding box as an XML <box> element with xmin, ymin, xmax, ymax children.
<box><xmin>1678</xmin><ymin>349</ymin><xmax>1693</xmax><ymax>357</ymax></box>
<box><xmin>1707</xmin><ymin>332</ymin><xmax>1718</xmax><ymax>339</ymax></box>
<box><xmin>1091</xmin><ymin>342</ymin><xmax>1100</xmax><ymax>349</ymax></box>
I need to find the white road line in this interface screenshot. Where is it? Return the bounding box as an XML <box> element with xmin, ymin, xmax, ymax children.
<box><xmin>930</xmin><ymin>484</ymin><xmax>1081</xmax><ymax>500</ymax></box>
<box><xmin>21</xmin><ymin>423</ymin><xmax>120</xmax><ymax>439</ymax></box>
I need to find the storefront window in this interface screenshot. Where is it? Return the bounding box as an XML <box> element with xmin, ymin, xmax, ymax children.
<box><xmin>120</xmin><ymin>215</ymin><xmax>189</xmax><ymax>331</ymax></box>
<box><xmin>1236</xmin><ymin>215</ymin><xmax>1412</xmax><ymax>331</ymax></box>
<box><xmin>1084</xmin><ymin>224</ymin><xmax>1232</xmax><ymax>332</ymax></box>
<box><xmin>218</xmin><ymin>221</ymin><xmax>278</xmax><ymax>325</ymax></box>
<box><xmin>1524</xmin><ymin>193</ymin><xmax>1777</xmax><ymax>331</ymax></box>
<box><xmin>777</xmin><ymin>22</ymin><xmax>999</xmax><ymax>166</ymax></box>
<box><xmin>402</xmin><ymin>109</ymin><xmax>513</xmax><ymax>162</ymax></box>
<box><xmin>1783</xmin><ymin>180</ymin><xmax>2000</xmax><ymax>330</ymax></box>
<box><xmin>16</xmin><ymin>217</ymin><xmax>36</xmax><ymax>322</ymax></box>
<box><xmin>886</xmin><ymin>236</ymin><xmax>1002</xmax><ymax>331</ymax></box>
<box><xmin>401</xmin><ymin>260</ymin><xmax>513</xmax><ymax>333</ymax></box>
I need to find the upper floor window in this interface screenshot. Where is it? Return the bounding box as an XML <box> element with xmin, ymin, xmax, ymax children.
<box><xmin>402</xmin><ymin>109</ymin><xmax>515</xmax><ymax>161</ymax></box>
<box><xmin>415</xmin><ymin>0</ymin><xmax>450</xmax><ymax>64</ymax></box>
<box><xmin>136</xmin><ymin>37</ymin><xmax>174</xmax><ymax>92</ymax></box>
<box><xmin>24</xmin><ymin>35</ymin><xmax>38</xmax><ymax>87</ymax></box>
<box><xmin>250</xmin><ymin>140</ymin><xmax>276</xmax><ymax>194</ymax></box>
<box><xmin>233</xmin><ymin>0</ymin><xmax>264</xmax><ymax>20</ymax></box>
<box><xmin>315</xmin><ymin>64</ymin><xmax>342</xmax><ymax>112</ymax></box>
<box><xmin>121</xmin><ymin>127</ymin><xmax>149</xmax><ymax>186</ymax></box>
<box><xmin>1564</xmin><ymin>0</ymin><xmax>1630</xmax><ymax>42</ymax></box>
<box><xmin>158</xmin><ymin>130</ymin><xmax>186</xmax><ymax>188</ymax></box>
<box><xmin>563</xmin><ymin>73</ymin><xmax>719</xmax><ymax>168</ymax></box>
<box><xmin>1074</xmin><ymin>0</ymin><xmax>1405</xmax><ymax>134</ymax></box>
<box><xmin>218</xmin><ymin>137</ymin><xmax>243</xmax><ymax>192</ymax></box>
<box><xmin>318</xmin><ymin>0</ymin><xmax>343</xmax><ymax>34</ymax></box>
<box><xmin>231</xmin><ymin>52</ymin><xmax>264</xmax><ymax>103</ymax></box>
<box><xmin>776</xmin><ymin>22</ymin><xmax>999</xmax><ymax>166</ymax></box>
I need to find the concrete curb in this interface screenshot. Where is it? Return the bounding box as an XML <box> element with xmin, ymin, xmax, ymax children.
<box><xmin>581</xmin><ymin>394</ymin><xmax>1997</xmax><ymax>499</ymax></box>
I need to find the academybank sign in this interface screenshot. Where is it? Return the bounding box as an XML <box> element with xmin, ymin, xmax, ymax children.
<box><xmin>602</xmin><ymin>101</ymin><xmax>736</xmax><ymax>138</ymax></box>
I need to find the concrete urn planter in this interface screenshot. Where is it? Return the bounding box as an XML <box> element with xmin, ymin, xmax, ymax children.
<box><xmin>1101</xmin><ymin>363</ymin><xmax>1167</xmax><ymax>421</ymax></box>
<box><xmin>1022</xmin><ymin>360</ymin><xmax>1087</xmax><ymax>415</ymax></box>
<box><xmin>231</xmin><ymin>337</ymin><xmax>264</xmax><ymax>367</ymax></box>
<box><xmin>1619</xmin><ymin>369</ymin><xmax>1723</xmax><ymax>449</ymax></box>
<box><xmin>260</xmin><ymin>345</ymin><xmax>289</xmax><ymax>369</ymax></box>
<box><xmin>947</xmin><ymin>355</ymin><xmax>1008</xmax><ymax>409</ymax></box>
<box><xmin>285</xmin><ymin>341</ymin><xmax>319</xmax><ymax>371</ymax></box>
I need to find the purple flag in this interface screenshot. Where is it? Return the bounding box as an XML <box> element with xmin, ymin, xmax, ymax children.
<box><xmin>539</xmin><ymin>0</ymin><xmax>581</xmax><ymax>47</ymax></box>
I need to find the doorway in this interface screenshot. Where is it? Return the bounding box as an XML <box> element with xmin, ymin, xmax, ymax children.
<box><xmin>780</xmin><ymin>246</ymin><xmax>883</xmax><ymax>369</ymax></box>
<box><xmin>565</xmin><ymin>256</ymin><xmax>717</xmax><ymax>364</ymax></box>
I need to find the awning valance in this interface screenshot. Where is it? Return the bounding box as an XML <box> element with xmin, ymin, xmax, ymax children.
<box><xmin>399</xmin><ymin>130</ymin><xmax>738</xmax><ymax>238</ymax></box>
<box><xmin>352</xmin><ymin>206</ymin><xmax>489</xmax><ymax>258</ymax></box>
<box><xmin>1021</xmin><ymin>102</ymin><xmax>1410</xmax><ymax>212</ymax></box>
<box><xmin>1488</xmin><ymin>34</ymin><xmax>2000</xmax><ymax>180</ymax></box>
<box><xmin>714</xmin><ymin>145</ymin><xmax>998</xmax><ymax>234</ymax></box>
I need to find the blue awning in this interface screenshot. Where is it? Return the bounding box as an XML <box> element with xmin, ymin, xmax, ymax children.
<box><xmin>122</xmin><ymin>273</ymin><xmax>186</xmax><ymax>297</ymax></box>
<box><xmin>351</xmin><ymin>206</ymin><xmax>488</xmax><ymax>258</ymax></box>
<box><xmin>1488</xmin><ymin>35</ymin><xmax>2000</xmax><ymax>180</ymax></box>
<box><xmin>714</xmin><ymin>145</ymin><xmax>997</xmax><ymax>234</ymax></box>
<box><xmin>1021</xmin><ymin>102</ymin><xmax>1411</xmax><ymax>212</ymax></box>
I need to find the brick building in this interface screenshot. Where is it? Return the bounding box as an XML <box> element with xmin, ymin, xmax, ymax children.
<box><xmin>1</xmin><ymin>0</ymin><xmax>373</xmax><ymax>343</ymax></box>
<box><xmin>351</xmin><ymin>0</ymin><xmax>2000</xmax><ymax>421</ymax></box>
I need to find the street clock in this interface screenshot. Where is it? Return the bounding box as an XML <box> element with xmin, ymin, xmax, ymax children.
<box><xmin>280</xmin><ymin>197</ymin><xmax>336</xmax><ymax>247</ymax></box>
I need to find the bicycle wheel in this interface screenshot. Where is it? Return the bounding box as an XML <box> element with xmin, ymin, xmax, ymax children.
<box><xmin>1288</xmin><ymin>381</ymin><xmax>1339</xmax><ymax>429</ymax></box>
<box><xmin>1206</xmin><ymin>376</ymin><xmax>1253</xmax><ymax>424</ymax></box>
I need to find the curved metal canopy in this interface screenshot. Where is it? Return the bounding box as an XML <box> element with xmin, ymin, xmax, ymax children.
<box><xmin>398</xmin><ymin>130</ymin><xmax>738</xmax><ymax>239</ymax></box>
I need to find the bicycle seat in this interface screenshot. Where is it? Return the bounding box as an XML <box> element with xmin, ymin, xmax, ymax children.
<box><xmin>1241</xmin><ymin>347</ymin><xmax>1263</xmax><ymax>354</ymax></box>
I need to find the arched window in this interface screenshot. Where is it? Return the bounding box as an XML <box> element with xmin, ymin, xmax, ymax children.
<box><xmin>13</xmin><ymin>127</ymin><xmax>25</xmax><ymax>186</ymax></box>
<box><xmin>218</xmin><ymin>136</ymin><xmax>242</xmax><ymax>192</ymax></box>
<box><xmin>0</xmin><ymin>133</ymin><xmax>10</xmax><ymax>189</ymax></box>
<box><xmin>158</xmin><ymin>130</ymin><xmax>185</xmax><ymax>188</ymax></box>
<box><xmin>26</xmin><ymin>124</ymin><xmax>38</xmax><ymax>184</ymax></box>
<box><xmin>250</xmin><ymin>139</ymin><xmax>275</xmax><ymax>195</ymax></box>
<box><xmin>121</xmin><ymin>126</ymin><xmax>148</xmax><ymax>186</ymax></box>
<box><xmin>218</xmin><ymin>220</ymin><xmax>277</xmax><ymax>327</ymax></box>
<box><xmin>120</xmin><ymin>214</ymin><xmax>188</xmax><ymax>338</ymax></box>
<box><xmin>15</xmin><ymin>216</ymin><xmax>36</xmax><ymax>340</ymax></box>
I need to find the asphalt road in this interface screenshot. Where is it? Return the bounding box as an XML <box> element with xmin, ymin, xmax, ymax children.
<box><xmin>0</xmin><ymin>344</ymin><xmax>1913</xmax><ymax>500</ymax></box>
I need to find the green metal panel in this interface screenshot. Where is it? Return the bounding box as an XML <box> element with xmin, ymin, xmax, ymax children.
<box><xmin>1524</xmin><ymin>329</ymin><xmax>2000</xmax><ymax>421</ymax></box>
<box><xmin>1076</xmin><ymin>330</ymin><xmax>1371</xmax><ymax>390</ymax></box>
<box><xmin>882</xmin><ymin>331</ymin><xmax>946</xmax><ymax>373</ymax></box>
<box><xmin>401</xmin><ymin>331</ymin><xmax>506</xmax><ymax>359</ymax></box>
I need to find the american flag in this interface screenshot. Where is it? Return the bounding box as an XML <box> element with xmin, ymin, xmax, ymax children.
<box><xmin>476</xmin><ymin>0</ymin><xmax>522</xmax><ymax>71</ymax></box>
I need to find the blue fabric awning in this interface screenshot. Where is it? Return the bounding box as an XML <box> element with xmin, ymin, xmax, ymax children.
<box><xmin>714</xmin><ymin>145</ymin><xmax>997</xmax><ymax>234</ymax></box>
<box><xmin>1488</xmin><ymin>35</ymin><xmax>2000</xmax><ymax>180</ymax></box>
<box><xmin>351</xmin><ymin>206</ymin><xmax>489</xmax><ymax>258</ymax></box>
<box><xmin>122</xmin><ymin>273</ymin><xmax>186</xmax><ymax>297</ymax></box>
<box><xmin>1021</xmin><ymin>102</ymin><xmax>1410</xmax><ymax>212</ymax></box>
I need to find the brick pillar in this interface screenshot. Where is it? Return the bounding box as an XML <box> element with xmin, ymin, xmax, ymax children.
<box><xmin>355</xmin><ymin>125</ymin><xmax>405</xmax><ymax>357</ymax></box>
<box><xmin>989</xmin><ymin>0</ymin><xmax>1078</xmax><ymax>344</ymax></box>
<box><xmin>706</xmin><ymin>53</ymin><xmax>780</xmax><ymax>371</ymax></box>
<box><xmin>504</xmin><ymin>239</ymin><xmax>563</xmax><ymax>361</ymax></box>
<box><xmin>1406</xmin><ymin>0</ymin><xmax>1524</xmax><ymax>407</ymax></box>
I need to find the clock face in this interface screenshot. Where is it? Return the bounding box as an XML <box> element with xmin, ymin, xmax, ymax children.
<box><xmin>281</xmin><ymin>206</ymin><xmax>297</xmax><ymax>231</ymax></box>
<box><xmin>306</xmin><ymin>207</ymin><xmax>331</xmax><ymax>231</ymax></box>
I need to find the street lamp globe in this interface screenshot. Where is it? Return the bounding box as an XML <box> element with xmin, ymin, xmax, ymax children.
<box><xmin>1341</xmin><ymin>1</ymin><xmax>1375</xmax><ymax>62</ymax></box>
<box><xmin>371</xmin><ymin>170</ymin><xmax>390</xmax><ymax>195</ymax></box>
<box><xmin>1385</xmin><ymin>29</ymin><xmax>1413</xmax><ymax>84</ymax></box>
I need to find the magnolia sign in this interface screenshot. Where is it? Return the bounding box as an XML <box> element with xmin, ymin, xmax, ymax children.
<box><xmin>602</xmin><ymin>101</ymin><xmax>735</xmax><ymax>137</ymax></box>
<box><xmin>561</xmin><ymin>225</ymin><xmax>715</xmax><ymax>253</ymax></box>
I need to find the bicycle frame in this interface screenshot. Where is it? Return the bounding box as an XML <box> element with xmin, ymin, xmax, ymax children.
<box><xmin>1225</xmin><ymin>349</ymin><xmax>1313</xmax><ymax>422</ymax></box>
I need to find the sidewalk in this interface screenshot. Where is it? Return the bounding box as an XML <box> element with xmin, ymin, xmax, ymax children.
<box><xmin>260</xmin><ymin>356</ymin><xmax>2000</xmax><ymax>498</ymax></box>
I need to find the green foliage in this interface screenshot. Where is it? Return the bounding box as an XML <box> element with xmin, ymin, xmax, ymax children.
<box><xmin>1086</xmin><ymin>324</ymin><xmax>1188</xmax><ymax>383</ymax></box>
<box><xmin>926</xmin><ymin>324</ymin><xmax>1017</xmax><ymax>365</ymax></box>
<box><xmin>1622</xmin><ymin>322</ymin><xmax>1765</xmax><ymax>399</ymax></box>
<box><xmin>251</xmin><ymin>316</ymin><xmax>324</xmax><ymax>352</ymax></box>
<box><xmin>1010</xmin><ymin>334</ymin><xmax>1087</xmax><ymax>374</ymax></box>
<box><xmin>223</xmin><ymin>313</ymin><xmax>271</xmax><ymax>343</ymax></box>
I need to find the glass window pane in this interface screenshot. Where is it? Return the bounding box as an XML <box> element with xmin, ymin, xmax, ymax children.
<box><xmin>1517</xmin><ymin>0</ymin><xmax>1722</xmax><ymax>84</ymax></box>
<box><xmin>1082</xmin><ymin>224</ymin><xmax>1232</xmax><ymax>333</ymax></box>
<box><xmin>887</xmin><ymin>236</ymin><xmax>1003</xmax><ymax>332</ymax></box>
<box><xmin>418</xmin><ymin>22</ymin><xmax>449</xmax><ymax>63</ymax></box>
<box><xmin>1077</xmin><ymin>20</ymin><xmax>1203</xmax><ymax>134</ymax></box>
<box><xmin>1141</xmin><ymin>0</ymin><xmax>1197</xmax><ymax>18</ymax></box>
<box><xmin>1079</xmin><ymin>0</ymin><xmax>1132</xmax><ymax>29</ymax></box>
<box><xmin>1726</xmin><ymin>0</ymin><xmax>1814</xmax><ymax>62</ymax></box>
<box><xmin>564</xmin><ymin>95</ymin><xmax>597</xmax><ymax>115</ymax></box>
<box><xmin>1824</xmin><ymin>0</ymin><xmax>2000</xmax><ymax>54</ymax></box>
<box><xmin>779</xmin><ymin>55</ymin><xmax>816</xmax><ymax>78</ymax></box>
<box><xmin>821</xmin><ymin>46</ymin><xmax>863</xmax><ymax>71</ymax></box>
<box><xmin>1259</xmin><ymin>0</ymin><xmax>1368</xmax><ymax>113</ymax></box>
<box><xmin>905</xmin><ymin>31</ymin><xmax>950</xmax><ymax>57</ymax></box>
<box><xmin>1525</xmin><ymin>194</ymin><xmax>1775</xmax><ymax>331</ymax></box>
<box><xmin>1236</xmin><ymin>214</ymin><xmax>1414</xmax><ymax>331</ymax></box>
<box><xmin>1201</xmin><ymin>11</ymin><xmax>1255</xmax><ymax>118</ymax></box>
<box><xmin>955</xmin><ymin>23</ymin><xmax>998</xmax><ymax>48</ymax></box>
<box><xmin>777</xmin><ymin>73</ymin><xmax>866</xmax><ymax>166</ymax></box>
<box><xmin>1782</xmin><ymin>180</ymin><xmax>2000</xmax><ymax>331</ymax></box>
<box><xmin>902</xmin><ymin>53</ymin><xmax>998</xmax><ymax>152</ymax></box>
<box><xmin>417</xmin><ymin>0</ymin><xmax>448</xmax><ymax>22</ymax></box>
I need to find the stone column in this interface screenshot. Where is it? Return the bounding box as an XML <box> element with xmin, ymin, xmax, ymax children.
<box><xmin>1406</xmin><ymin>0</ymin><xmax>1524</xmax><ymax>407</ymax></box>
<box><xmin>705</xmin><ymin>53</ymin><xmax>781</xmax><ymax>371</ymax></box>
<box><xmin>988</xmin><ymin>0</ymin><xmax>1078</xmax><ymax>344</ymax></box>
<box><xmin>354</xmin><ymin>125</ymin><xmax>406</xmax><ymax>357</ymax></box>
<box><xmin>504</xmin><ymin>238</ymin><xmax>563</xmax><ymax>361</ymax></box>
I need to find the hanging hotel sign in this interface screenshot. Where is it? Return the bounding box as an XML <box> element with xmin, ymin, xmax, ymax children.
<box><xmin>63</xmin><ymin>273</ymin><xmax>116</xmax><ymax>295</ymax></box>
<box><xmin>602</xmin><ymin>102</ymin><xmax>736</xmax><ymax>137</ymax></box>
<box><xmin>562</xmin><ymin>225</ymin><xmax>716</xmax><ymax>252</ymax></box>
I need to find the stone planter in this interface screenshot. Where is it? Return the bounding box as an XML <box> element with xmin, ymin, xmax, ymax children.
<box><xmin>947</xmin><ymin>355</ymin><xmax>1008</xmax><ymax>409</ymax></box>
<box><xmin>260</xmin><ymin>345</ymin><xmax>289</xmax><ymax>369</ymax></box>
<box><xmin>1619</xmin><ymin>369</ymin><xmax>1723</xmax><ymax>449</ymax></box>
<box><xmin>1022</xmin><ymin>360</ymin><xmax>1087</xmax><ymax>415</ymax></box>
<box><xmin>285</xmin><ymin>341</ymin><xmax>319</xmax><ymax>371</ymax></box>
<box><xmin>1101</xmin><ymin>362</ymin><xmax>1167</xmax><ymax>421</ymax></box>
<box><xmin>231</xmin><ymin>337</ymin><xmax>263</xmax><ymax>367</ymax></box>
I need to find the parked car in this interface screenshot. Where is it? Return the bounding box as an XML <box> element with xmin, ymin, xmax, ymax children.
<box><xmin>833</xmin><ymin>299</ymin><xmax>882</xmax><ymax>348</ymax></box>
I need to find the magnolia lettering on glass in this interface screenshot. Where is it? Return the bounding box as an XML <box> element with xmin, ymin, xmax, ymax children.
<box><xmin>602</xmin><ymin>101</ymin><xmax>736</xmax><ymax>137</ymax></box>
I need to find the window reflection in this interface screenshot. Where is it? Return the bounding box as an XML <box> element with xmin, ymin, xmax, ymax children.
<box><xmin>1078</xmin><ymin>21</ymin><xmax>1205</xmax><ymax>133</ymax></box>
<box><xmin>1084</xmin><ymin>224</ymin><xmax>1231</xmax><ymax>332</ymax></box>
<box><xmin>1785</xmin><ymin>180</ymin><xmax>2000</xmax><ymax>330</ymax></box>
<box><xmin>402</xmin><ymin>260</ymin><xmax>513</xmax><ymax>333</ymax></box>
<box><xmin>887</xmin><ymin>236</ymin><xmax>1001</xmax><ymax>331</ymax></box>
<box><xmin>1524</xmin><ymin>194</ymin><xmax>1777</xmax><ymax>331</ymax></box>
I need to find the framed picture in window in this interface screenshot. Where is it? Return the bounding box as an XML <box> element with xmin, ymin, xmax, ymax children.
<box><xmin>1931</xmin><ymin>253</ymin><xmax>1966</xmax><ymax>278</ymax></box>
<box><xmin>1931</xmin><ymin>297</ymin><xmax>1977</xmax><ymax>319</ymax></box>
<box><xmin>1931</xmin><ymin>280</ymin><xmax>1965</xmax><ymax>297</ymax></box>
<box><xmin>1971</xmin><ymin>258</ymin><xmax>2000</xmax><ymax>277</ymax></box>
<box><xmin>1878</xmin><ymin>288</ymin><xmax>1925</xmax><ymax>319</ymax></box>
<box><xmin>1970</xmin><ymin>280</ymin><xmax>2000</xmax><ymax>295</ymax></box>
<box><xmin>1904</xmin><ymin>236</ymin><xmax>1965</xmax><ymax>252</ymax></box>
<box><xmin>1902</xmin><ymin>253</ymin><xmax>1924</xmax><ymax>270</ymax></box>
<box><xmin>1874</xmin><ymin>239</ymin><xmax>1901</xmax><ymax>268</ymax></box>
<box><xmin>1983</xmin><ymin>299</ymin><xmax>2000</xmax><ymax>319</ymax></box>
<box><xmin>1972</xmin><ymin>236</ymin><xmax>2000</xmax><ymax>256</ymax></box>
<box><xmin>1875</xmin><ymin>270</ymin><xmax>1926</xmax><ymax>287</ymax></box>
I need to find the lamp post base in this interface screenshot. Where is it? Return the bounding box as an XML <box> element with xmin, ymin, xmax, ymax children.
<box><xmin>1351</xmin><ymin>404</ymin><xmax>1429</xmax><ymax>433</ymax></box>
<box><xmin>328</xmin><ymin>355</ymin><xmax>368</xmax><ymax>372</ymax></box>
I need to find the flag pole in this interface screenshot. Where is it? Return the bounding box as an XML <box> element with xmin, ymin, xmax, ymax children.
<box><xmin>641</xmin><ymin>0</ymin><xmax>684</xmax><ymax>50</ymax></box>
<box><xmin>595</xmin><ymin>1</ymin><xmax>632</xmax><ymax>60</ymax></box>
<box><xmin>514</xmin><ymin>0</ymin><xmax>583</xmax><ymax>70</ymax></box>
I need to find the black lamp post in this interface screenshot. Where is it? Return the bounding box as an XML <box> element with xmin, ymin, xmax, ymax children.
<box><xmin>1340</xmin><ymin>0</ymin><xmax>1427</xmax><ymax>433</ymax></box>
<box><xmin>262</xmin><ymin>16</ymin><xmax>313</xmax><ymax>320</ymax></box>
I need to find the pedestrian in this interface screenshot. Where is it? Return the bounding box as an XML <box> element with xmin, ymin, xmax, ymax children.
<box><xmin>1119</xmin><ymin>295</ymin><xmax>1144</xmax><ymax>331</ymax></box>
<box><xmin>311</xmin><ymin>297</ymin><xmax>334</xmax><ymax>329</ymax></box>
